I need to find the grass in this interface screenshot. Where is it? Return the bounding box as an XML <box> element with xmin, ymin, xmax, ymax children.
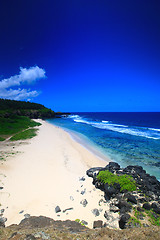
<box><xmin>0</xmin><ymin>116</ymin><xmax>41</xmax><ymax>137</ymax></box>
<box><xmin>10</xmin><ymin>128</ymin><xmax>39</xmax><ymax>141</ymax></box>
<box><xmin>144</xmin><ymin>209</ymin><xmax>160</xmax><ymax>226</ymax></box>
<box><xmin>134</xmin><ymin>208</ymin><xmax>145</xmax><ymax>219</ymax></box>
<box><xmin>97</xmin><ymin>170</ymin><xmax>137</xmax><ymax>192</ymax></box>
<box><xmin>132</xmin><ymin>207</ymin><xmax>160</xmax><ymax>227</ymax></box>
<box><xmin>128</xmin><ymin>216</ymin><xmax>141</xmax><ymax>226</ymax></box>
<box><xmin>0</xmin><ymin>116</ymin><xmax>41</xmax><ymax>141</ymax></box>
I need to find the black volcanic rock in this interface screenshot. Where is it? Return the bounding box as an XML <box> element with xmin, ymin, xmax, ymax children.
<box><xmin>127</xmin><ymin>194</ymin><xmax>137</xmax><ymax>204</ymax></box>
<box><xmin>104</xmin><ymin>183</ymin><xmax>121</xmax><ymax>199</ymax></box>
<box><xmin>116</xmin><ymin>200</ymin><xmax>132</xmax><ymax>214</ymax></box>
<box><xmin>153</xmin><ymin>207</ymin><xmax>160</xmax><ymax>214</ymax></box>
<box><xmin>86</xmin><ymin>162</ymin><xmax>160</xmax><ymax>229</ymax></box>
<box><xmin>119</xmin><ymin>214</ymin><xmax>130</xmax><ymax>229</ymax></box>
<box><xmin>86</xmin><ymin>167</ymin><xmax>104</xmax><ymax>178</ymax></box>
<box><xmin>107</xmin><ymin>162</ymin><xmax>121</xmax><ymax>171</ymax></box>
<box><xmin>143</xmin><ymin>203</ymin><xmax>151</xmax><ymax>210</ymax></box>
<box><xmin>151</xmin><ymin>202</ymin><xmax>158</xmax><ymax>209</ymax></box>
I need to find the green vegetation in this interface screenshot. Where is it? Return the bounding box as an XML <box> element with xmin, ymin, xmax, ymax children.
<box><xmin>75</xmin><ymin>219</ymin><xmax>81</xmax><ymax>223</ymax></box>
<box><xmin>0</xmin><ymin>137</ymin><xmax>5</xmax><ymax>141</ymax></box>
<box><xmin>144</xmin><ymin>209</ymin><xmax>160</xmax><ymax>226</ymax></box>
<box><xmin>75</xmin><ymin>219</ymin><xmax>85</xmax><ymax>226</ymax></box>
<box><xmin>0</xmin><ymin>98</ymin><xmax>45</xmax><ymax>110</ymax></box>
<box><xmin>10</xmin><ymin>128</ymin><xmax>39</xmax><ymax>141</ymax></box>
<box><xmin>0</xmin><ymin>115</ymin><xmax>41</xmax><ymax>140</ymax></box>
<box><xmin>128</xmin><ymin>216</ymin><xmax>141</xmax><ymax>226</ymax></box>
<box><xmin>97</xmin><ymin>170</ymin><xmax>137</xmax><ymax>192</ymax></box>
<box><xmin>0</xmin><ymin>99</ymin><xmax>59</xmax><ymax>141</ymax></box>
<box><xmin>131</xmin><ymin>207</ymin><xmax>160</xmax><ymax>227</ymax></box>
<box><xmin>134</xmin><ymin>208</ymin><xmax>145</xmax><ymax>219</ymax></box>
<box><xmin>0</xmin><ymin>98</ymin><xmax>55</xmax><ymax>119</ymax></box>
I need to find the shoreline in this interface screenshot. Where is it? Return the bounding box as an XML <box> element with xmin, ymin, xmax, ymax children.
<box><xmin>0</xmin><ymin>119</ymin><xmax>119</xmax><ymax>228</ymax></box>
<box><xmin>54</xmin><ymin>124</ymin><xmax>112</xmax><ymax>165</ymax></box>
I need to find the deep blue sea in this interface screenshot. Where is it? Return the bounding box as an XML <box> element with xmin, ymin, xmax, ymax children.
<box><xmin>47</xmin><ymin>112</ymin><xmax>160</xmax><ymax>180</ymax></box>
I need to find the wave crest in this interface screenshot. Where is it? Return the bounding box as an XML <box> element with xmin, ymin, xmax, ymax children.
<box><xmin>68</xmin><ymin>115</ymin><xmax>160</xmax><ymax>140</ymax></box>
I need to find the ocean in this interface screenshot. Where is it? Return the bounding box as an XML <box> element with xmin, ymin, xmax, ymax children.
<box><xmin>47</xmin><ymin>112</ymin><xmax>160</xmax><ymax>180</ymax></box>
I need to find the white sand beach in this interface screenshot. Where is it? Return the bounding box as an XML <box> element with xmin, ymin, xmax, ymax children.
<box><xmin>0</xmin><ymin>120</ymin><xmax>118</xmax><ymax>228</ymax></box>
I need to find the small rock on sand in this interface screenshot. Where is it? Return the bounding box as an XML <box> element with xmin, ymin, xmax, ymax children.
<box><xmin>80</xmin><ymin>199</ymin><xmax>88</xmax><ymax>207</ymax></box>
<box><xmin>55</xmin><ymin>206</ymin><xmax>61</xmax><ymax>213</ymax></box>
<box><xmin>92</xmin><ymin>208</ymin><xmax>100</xmax><ymax>216</ymax></box>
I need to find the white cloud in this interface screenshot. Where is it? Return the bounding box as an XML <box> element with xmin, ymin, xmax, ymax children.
<box><xmin>0</xmin><ymin>66</ymin><xmax>46</xmax><ymax>101</ymax></box>
<box><xmin>0</xmin><ymin>88</ymin><xmax>40</xmax><ymax>101</ymax></box>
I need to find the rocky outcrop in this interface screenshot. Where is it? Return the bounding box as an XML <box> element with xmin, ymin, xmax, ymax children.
<box><xmin>87</xmin><ymin>162</ymin><xmax>160</xmax><ymax>229</ymax></box>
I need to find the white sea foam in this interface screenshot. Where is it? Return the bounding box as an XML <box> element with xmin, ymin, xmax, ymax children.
<box><xmin>69</xmin><ymin>115</ymin><xmax>160</xmax><ymax>140</ymax></box>
<box><xmin>149</xmin><ymin>128</ymin><xmax>160</xmax><ymax>132</ymax></box>
<box><xmin>68</xmin><ymin>115</ymin><xmax>80</xmax><ymax>119</ymax></box>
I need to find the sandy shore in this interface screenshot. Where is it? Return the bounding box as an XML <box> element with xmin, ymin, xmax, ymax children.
<box><xmin>0</xmin><ymin>120</ymin><xmax>118</xmax><ymax>228</ymax></box>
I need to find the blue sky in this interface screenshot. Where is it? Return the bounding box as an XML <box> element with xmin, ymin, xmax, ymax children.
<box><xmin>0</xmin><ymin>0</ymin><xmax>160</xmax><ymax>112</ymax></box>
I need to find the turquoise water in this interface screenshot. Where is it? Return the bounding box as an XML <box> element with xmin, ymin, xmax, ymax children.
<box><xmin>47</xmin><ymin>112</ymin><xmax>160</xmax><ymax>180</ymax></box>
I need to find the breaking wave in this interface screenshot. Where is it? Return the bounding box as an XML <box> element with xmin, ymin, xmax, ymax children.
<box><xmin>68</xmin><ymin>115</ymin><xmax>160</xmax><ymax>140</ymax></box>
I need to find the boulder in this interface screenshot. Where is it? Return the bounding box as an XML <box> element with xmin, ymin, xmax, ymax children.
<box><xmin>119</xmin><ymin>214</ymin><xmax>130</xmax><ymax>229</ymax></box>
<box><xmin>104</xmin><ymin>183</ymin><xmax>120</xmax><ymax>199</ymax></box>
<box><xmin>93</xmin><ymin>220</ymin><xmax>103</xmax><ymax>228</ymax></box>
<box><xmin>104</xmin><ymin>184</ymin><xmax>117</xmax><ymax>199</ymax></box>
<box><xmin>123</xmin><ymin>165</ymin><xmax>144</xmax><ymax>175</ymax></box>
<box><xmin>153</xmin><ymin>207</ymin><xmax>160</xmax><ymax>214</ymax></box>
<box><xmin>86</xmin><ymin>167</ymin><xmax>104</xmax><ymax>178</ymax></box>
<box><xmin>143</xmin><ymin>203</ymin><xmax>151</xmax><ymax>210</ymax></box>
<box><xmin>127</xmin><ymin>194</ymin><xmax>137</xmax><ymax>204</ymax></box>
<box><xmin>108</xmin><ymin>162</ymin><xmax>120</xmax><ymax>171</ymax></box>
<box><xmin>136</xmin><ymin>206</ymin><xmax>144</xmax><ymax>212</ymax></box>
<box><xmin>116</xmin><ymin>200</ymin><xmax>132</xmax><ymax>213</ymax></box>
<box><xmin>151</xmin><ymin>202</ymin><xmax>158</xmax><ymax>209</ymax></box>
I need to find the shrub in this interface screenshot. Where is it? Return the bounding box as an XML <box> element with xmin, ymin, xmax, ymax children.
<box><xmin>97</xmin><ymin>170</ymin><xmax>136</xmax><ymax>192</ymax></box>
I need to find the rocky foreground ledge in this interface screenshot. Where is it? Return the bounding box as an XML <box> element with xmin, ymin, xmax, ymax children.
<box><xmin>0</xmin><ymin>216</ymin><xmax>159</xmax><ymax>239</ymax></box>
<box><xmin>0</xmin><ymin>162</ymin><xmax>160</xmax><ymax>239</ymax></box>
<box><xmin>87</xmin><ymin>162</ymin><xmax>160</xmax><ymax>229</ymax></box>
